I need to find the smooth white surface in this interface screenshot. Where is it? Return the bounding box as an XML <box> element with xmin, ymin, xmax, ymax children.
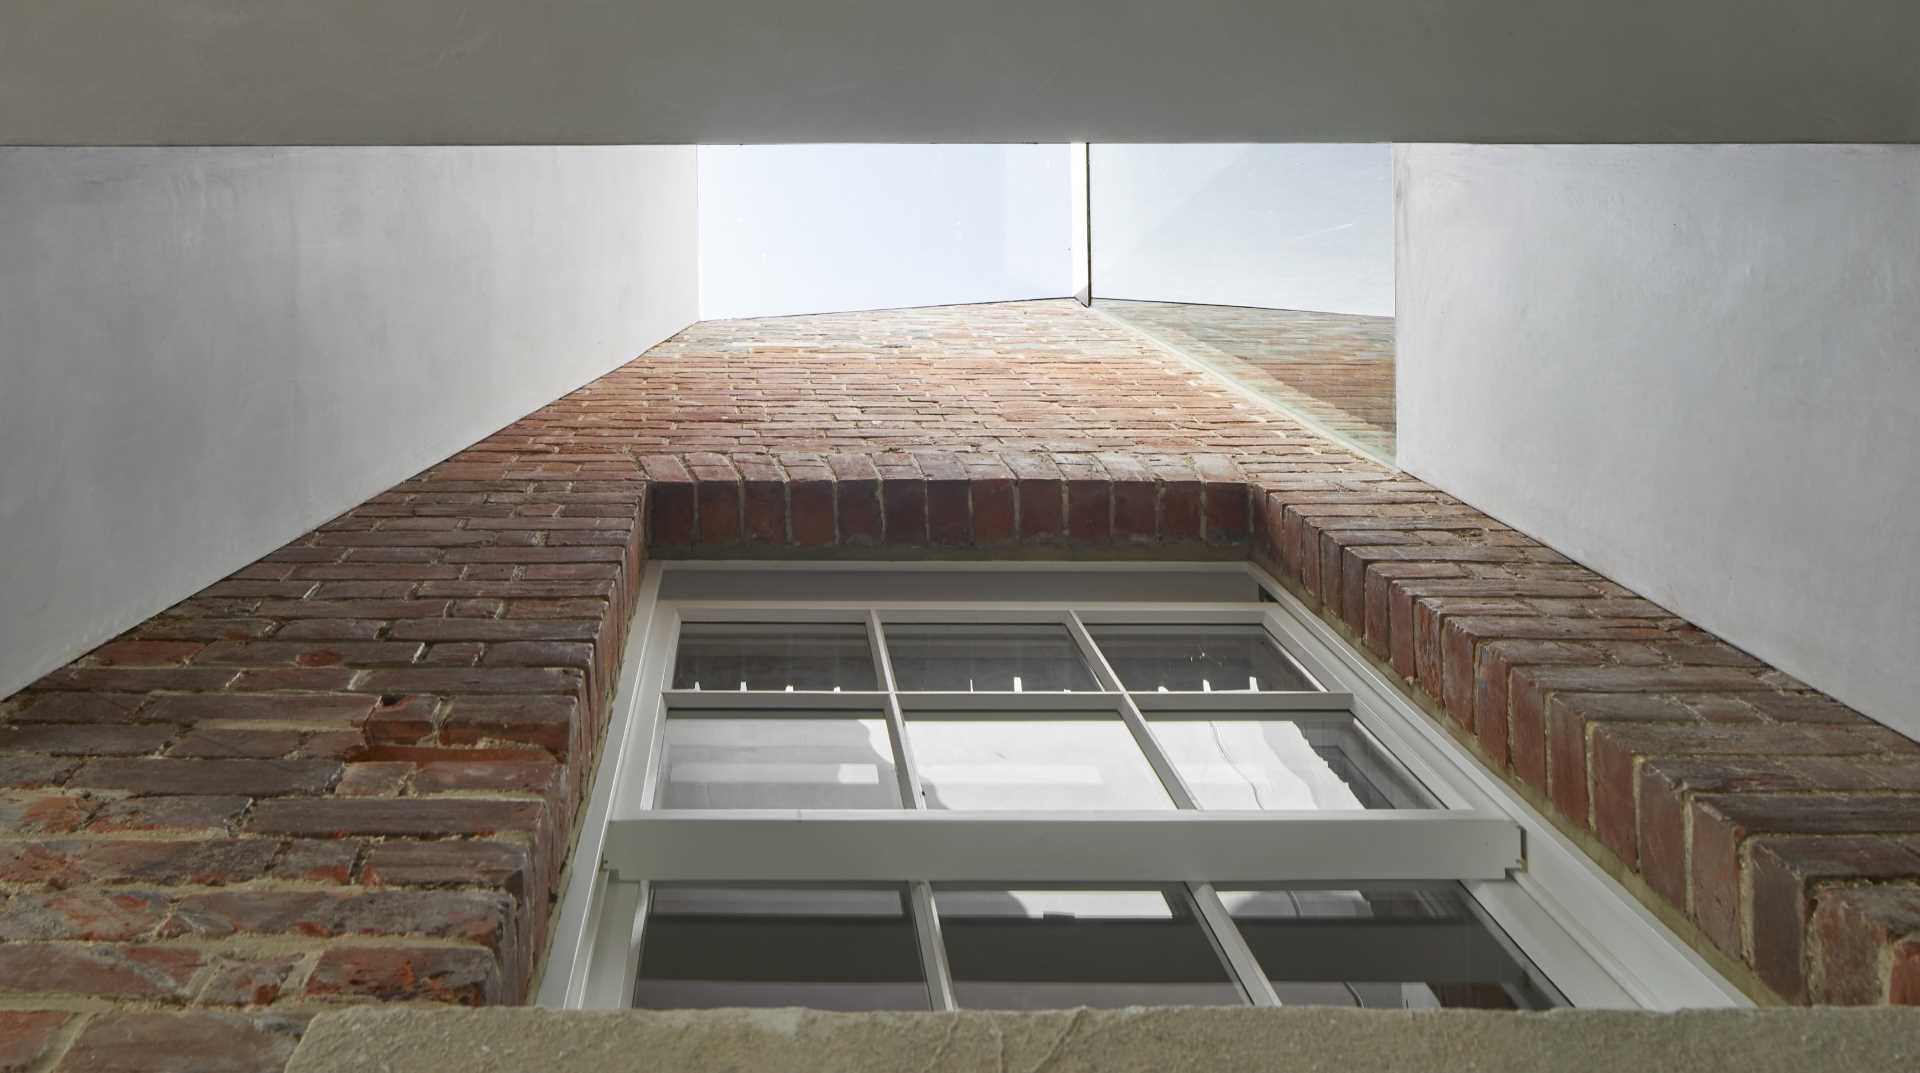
<box><xmin>697</xmin><ymin>145</ymin><xmax>1073</xmax><ymax>320</ymax></box>
<box><xmin>8</xmin><ymin>3</ymin><xmax>1920</xmax><ymax>144</ymax></box>
<box><xmin>0</xmin><ymin>146</ymin><xmax>697</xmax><ymax>701</ymax></box>
<box><xmin>1092</xmin><ymin>144</ymin><xmax>1393</xmax><ymax>315</ymax></box>
<box><xmin>1396</xmin><ymin>144</ymin><xmax>1920</xmax><ymax>740</ymax></box>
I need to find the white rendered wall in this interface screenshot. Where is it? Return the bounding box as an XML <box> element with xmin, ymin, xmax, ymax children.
<box><xmin>1091</xmin><ymin>144</ymin><xmax>1393</xmax><ymax>316</ymax></box>
<box><xmin>697</xmin><ymin>145</ymin><xmax>1073</xmax><ymax>321</ymax></box>
<box><xmin>0</xmin><ymin>146</ymin><xmax>697</xmax><ymax>701</ymax></box>
<box><xmin>1396</xmin><ymin>144</ymin><xmax>1920</xmax><ymax>739</ymax></box>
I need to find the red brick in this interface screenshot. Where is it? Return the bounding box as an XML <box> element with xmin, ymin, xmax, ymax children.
<box><xmin>305</xmin><ymin>946</ymin><xmax>503</xmax><ymax>1006</ymax></box>
<box><xmin>0</xmin><ymin>754</ymin><xmax>78</xmax><ymax>788</ymax></box>
<box><xmin>695</xmin><ymin>474</ymin><xmax>742</xmax><ymax>545</ymax></box>
<box><xmin>87</xmin><ymin>640</ymin><xmax>206</xmax><ymax>667</ymax></box>
<box><xmin>829</xmin><ymin>455</ymin><xmax>883</xmax><ymax>544</ymax></box>
<box><xmin>246</xmin><ymin>798</ymin><xmax>543</xmax><ymax>838</ymax></box>
<box><xmin>196</xmin><ymin>956</ymin><xmax>302</xmax><ymax>1007</ymax></box>
<box><xmin>145</xmin><ymin>693</ymin><xmax>376</xmax><ymax>726</ymax></box>
<box><xmin>9</xmin><ymin>693</ymin><xmax>148</xmax><ymax>724</ymax></box>
<box><xmin>1811</xmin><ymin>885</ymin><xmax>1920</xmax><ymax>1004</ymax></box>
<box><xmin>1748</xmin><ymin>836</ymin><xmax>1920</xmax><ymax>1001</ymax></box>
<box><xmin>1691</xmin><ymin>794</ymin><xmax>1920</xmax><ymax>958</ymax></box>
<box><xmin>788</xmin><ymin>474</ymin><xmax>835</xmax><ymax>546</ymax></box>
<box><xmin>60</xmin><ymin>1011</ymin><xmax>303</xmax><ymax>1073</ymax></box>
<box><xmin>0</xmin><ymin>944</ymin><xmax>200</xmax><ymax>1000</ymax></box>
<box><xmin>160</xmin><ymin>889</ymin><xmax>513</xmax><ymax>946</ymax></box>
<box><xmin>1013</xmin><ymin>467</ymin><xmax>1065</xmax><ymax>541</ymax></box>
<box><xmin>335</xmin><ymin>762</ymin><xmax>413</xmax><ymax>796</ymax></box>
<box><xmin>164</xmin><ymin>728</ymin><xmax>305</xmax><ymax>759</ymax></box>
<box><xmin>0</xmin><ymin>724</ymin><xmax>173</xmax><ymax>756</ymax></box>
<box><xmin>0</xmin><ymin>1010</ymin><xmax>72</xmax><ymax>1072</ymax></box>
<box><xmin>413</xmin><ymin>758</ymin><xmax>560</xmax><ymax>796</ymax></box>
<box><xmin>0</xmin><ymin>839</ymin><xmax>280</xmax><ymax>887</ymax></box>
<box><xmin>88</xmin><ymin>795</ymin><xmax>250</xmax><ymax>833</ymax></box>
<box><xmin>195</xmin><ymin>641</ymin><xmax>420</xmax><ymax>666</ymax></box>
<box><xmin>441</xmin><ymin>696</ymin><xmax>579</xmax><ymax>756</ymax></box>
<box><xmin>879</xmin><ymin>473</ymin><xmax>927</xmax><ymax>546</ymax></box>
<box><xmin>0</xmin><ymin>890</ymin><xmax>169</xmax><ymax>941</ymax></box>
<box><xmin>69</xmin><ymin>759</ymin><xmax>338</xmax><ymax>797</ymax></box>
<box><xmin>363</xmin><ymin>840</ymin><xmax>532</xmax><ymax>891</ymax></box>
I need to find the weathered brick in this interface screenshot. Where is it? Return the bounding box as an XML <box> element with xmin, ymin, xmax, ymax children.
<box><xmin>69</xmin><ymin>759</ymin><xmax>339</xmax><ymax>797</ymax></box>
<box><xmin>441</xmin><ymin>696</ymin><xmax>579</xmax><ymax>756</ymax></box>
<box><xmin>1691</xmin><ymin>794</ymin><xmax>1920</xmax><ymax>958</ymax></box>
<box><xmin>247</xmin><ymin>798</ymin><xmax>543</xmax><ymax>838</ymax></box>
<box><xmin>60</xmin><ymin>1011</ymin><xmax>304</xmax><ymax>1073</ymax></box>
<box><xmin>1748</xmin><ymin>836</ymin><xmax>1920</xmax><ymax>1001</ymax></box>
<box><xmin>0</xmin><ymin>840</ymin><xmax>280</xmax><ymax>887</ymax></box>
<box><xmin>363</xmin><ymin>840</ymin><xmax>532</xmax><ymax>891</ymax></box>
<box><xmin>88</xmin><ymin>795</ymin><xmax>250</xmax><ymax>832</ymax></box>
<box><xmin>0</xmin><ymin>943</ymin><xmax>200</xmax><ymax>1000</ymax></box>
<box><xmin>145</xmin><ymin>693</ymin><xmax>376</xmax><ymax>726</ymax></box>
<box><xmin>305</xmin><ymin>946</ymin><xmax>503</xmax><ymax>1006</ymax></box>
<box><xmin>0</xmin><ymin>890</ymin><xmax>169</xmax><ymax>941</ymax></box>
<box><xmin>161</xmin><ymin>889</ymin><xmax>513</xmax><ymax>946</ymax></box>
<box><xmin>0</xmin><ymin>724</ymin><xmax>173</xmax><ymax>756</ymax></box>
<box><xmin>0</xmin><ymin>1010</ymin><xmax>72</xmax><ymax>1072</ymax></box>
<box><xmin>1811</xmin><ymin>884</ymin><xmax>1920</xmax><ymax>1004</ymax></box>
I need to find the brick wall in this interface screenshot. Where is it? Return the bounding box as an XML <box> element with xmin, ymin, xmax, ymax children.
<box><xmin>2</xmin><ymin>301</ymin><xmax>1916</xmax><ymax>1070</ymax></box>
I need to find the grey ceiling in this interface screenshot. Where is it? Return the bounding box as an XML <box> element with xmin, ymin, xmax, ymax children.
<box><xmin>4</xmin><ymin>1</ymin><xmax>1918</xmax><ymax>145</ymax></box>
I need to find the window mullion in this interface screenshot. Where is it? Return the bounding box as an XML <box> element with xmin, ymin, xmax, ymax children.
<box><xmin>909</xmin><ymin>881</ymin><xmax>959</xmax><ymax>1011</ymax></box>
<box><xmin>1185</xmin><ymin>882</ymin><xmax>1282</xmax><ymax>1008</ymax></box>
<box><xmin>867</xmin><ymin>610</ymin><xmax>927</xmax><ymax>810</ymax></box>
<box><xmin>1065</xmin><ymin>610</ymin><xmax>1200</xmax><ymax>810</ymax></box>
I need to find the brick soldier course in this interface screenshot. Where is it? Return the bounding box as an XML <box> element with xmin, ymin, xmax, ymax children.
<box><xmin>2</xmin><ymin>301</ymin><xmax>1916</xmax><ymax>1070</ymax></box>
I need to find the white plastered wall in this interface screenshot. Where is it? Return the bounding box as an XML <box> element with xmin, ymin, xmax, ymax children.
<box><xmin>0</xmin><ymin>146</ymin><xmax>698</xmax><ymax>700</ymax></box>
<box><xmin>1395</xmin><ymin>144</ymin><xmax>1920</xmax><ymax>739</ymax></box>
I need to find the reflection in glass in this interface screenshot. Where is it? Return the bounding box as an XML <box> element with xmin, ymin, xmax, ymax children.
<box><xmin>1218</xmin><ymin>886</ymin><xmax>1559</xmax><ymax>1009</ymax></box>
<box><xmin>634</xmin><ymin>886</ymin><xmax>928</xmax><ymax>1010</ymax></box>
<box><xmin>657</xmin><ymin>716</ymin><xmax>901</xmax><ymax>809</ymax></box>
<box><xmin>934</xmin><ymin>887</ymin><xmax>1242</xmax><ymax>1009</ymax></box>
<box><xmin>906</xmin><ymin>718</ymin><xmax>1174</xmax><ymax>810</ymax></box>
<box><xmin>884</xmin><ymin>624</ymin><xmax>1098</xmax><ymax>692</ymax></box>
<box><xmin>1087</xmin><ymin>625</ymin><xmax>1316</xmax><ymax>692</ymax></box>
<box><xmin>1148</xmin><ymin>717</ymin><xmax>1431</xmax><ymax>809</ymax></box>
<box><xmin>671</xmin><ymin>623</ymin><xmax>877</xmax><ymax>692</ymax></box>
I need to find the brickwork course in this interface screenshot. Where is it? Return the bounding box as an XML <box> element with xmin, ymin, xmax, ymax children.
<box><xmin>1</xmin><ymin>300</ymin><xmax>1916</xmax><ymax>1071</ymax></box>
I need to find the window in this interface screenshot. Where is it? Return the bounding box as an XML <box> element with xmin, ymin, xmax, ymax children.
<box><xmin>543</xmin><ymin>564</ymin><xmax>1746</xmax><ymax>1011</ymax></box>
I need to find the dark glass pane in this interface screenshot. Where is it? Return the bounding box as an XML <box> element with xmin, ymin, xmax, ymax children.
<box><xmin>1219</xmin><ymin>886</ymin><xmax>1560</xmax><ymax>1009</ymax></box>
<box><xmin>1149</xmin><ymin>716</ymin><xmax>1432</xmax><ymax>809</ymax></box>
<box><xmin>883</xmin><ymin>624</ymin><xmax>1098</xmax><ymax>692</ymax></box>
<box><xmin>935</xmin><ymin>888</ymin><xmax>1243</xmax><ymax>1009</ymax></box>
<box><xmin>1087</xmin><ymin>625</ymin><xmax>1316</xmax><ymax>692</ymax></box>
<box><xmin>635</xmin><ymin>887</ymin><xmax>928</xmax><ymax>1010</ymax></box>
<box><xmin>671</xmin><ymin>623</ymin><xmax>877</xmax><ymax>692</ymax></box>
<box><xmin>657</xmin><ymin>716</ymin><xmax>901</xmax><ymax>809</ymax></box>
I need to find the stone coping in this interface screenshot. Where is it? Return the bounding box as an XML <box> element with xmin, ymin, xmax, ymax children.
<box><xmin>286</xmin><ymin>1006</ymin><xmax>1920</xmax><ymax>1073</ymax></box>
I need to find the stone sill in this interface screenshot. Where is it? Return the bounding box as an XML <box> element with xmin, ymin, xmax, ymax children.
<box><xmin>289</xmin><ymin>1006</ymin><xmax>1920</xmax><ymax>1073</ymax></box>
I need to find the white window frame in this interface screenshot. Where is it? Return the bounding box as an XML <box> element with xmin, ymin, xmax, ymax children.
<box><xmin>537</xmin><ymin>561</ymin><xmax>1749</xmax><ymax>1012</ymax></box>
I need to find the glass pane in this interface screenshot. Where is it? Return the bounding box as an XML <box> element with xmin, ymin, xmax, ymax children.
<box><xmin>1218</xmin><ymin>886</ymin><xmax>1560</xmax><ymax>1009</ymax></box>
<box><xmin>1086</xmin><ymin>624</ymin><xmax>1316</xmax><ymax>692</ymax></box>
<box><xmin>671</xmin><ymin>622</ymin><xmax>877</xmax><ymax>692</ymax></box>
<box><xmin>884</xmin><ymin>623</ymin><xmax>1098</xmax><ymax>692</ymax></box>
<box><xmin>634</xmin><ymin>886</ymin><xmax>928</xmax><ymax>1010</ymax></box>
<box><xmin>934</xmin><ymin>887</ymin><xmax>1243</xmax><ymax>1009</ymax></box>
<box><xmin>657</xmin><ymin>716</ymin><xmax>901</xmax><ymax>809</ymax></box>
<box><xmin>905</xmin><ymin>718</ymin><xmax>1173</xmax><ymax>810</ymax></box>
<box><xmin>1148</xmin><ymin>717</ymin><xmax>1432</xmax><ymax>809</ymax></box>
